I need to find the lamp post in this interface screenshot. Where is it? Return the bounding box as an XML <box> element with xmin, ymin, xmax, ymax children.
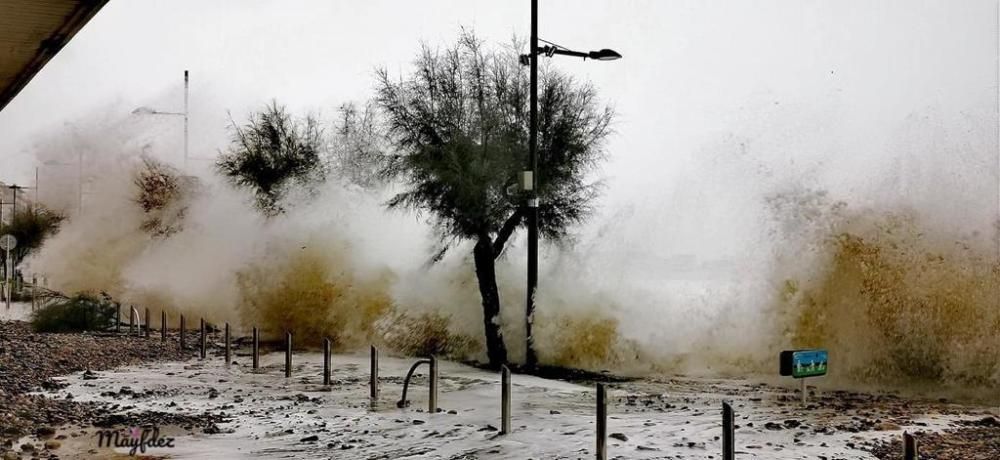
<box><xmin>520</xmin><ymin>0</ymin><xmax>620</xmax><ymax>367</ymax></box>
<box><xmin>132</xmin><ymin>70</ymin><xmax>189</xmax><ymax>172</ymax></box>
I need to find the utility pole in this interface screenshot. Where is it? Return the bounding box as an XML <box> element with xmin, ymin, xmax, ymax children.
<box><xmin>525</xmin><ymin>0</ymin><xmax>540</xmax><ymax>369</ymax></box>
<box><xmin>184</xmin><ymin>70</ymin><xmax>189</xmax><ymax>172</ymax></box>
<box><xmin>519</xmin><ymin>1</ymin><xmax>620</xmax><ymax>368</ymax></box>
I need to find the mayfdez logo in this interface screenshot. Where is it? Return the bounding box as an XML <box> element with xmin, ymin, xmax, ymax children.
<box><xmin>94</xmin><ymin>426</ymin><xmax>176</xmax><ymax>456</ymax></box>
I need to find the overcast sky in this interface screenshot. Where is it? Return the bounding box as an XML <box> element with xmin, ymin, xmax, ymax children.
<box><xmin>1</xmin><ymin>0</ymin><xmax>997</xmax><ymax>225</ymax></box>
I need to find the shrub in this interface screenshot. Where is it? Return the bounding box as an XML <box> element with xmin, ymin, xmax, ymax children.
<box><xmin>30</xmin><ymin>293</ymin><xmax>118</xmax><ymax>333</ymax></box>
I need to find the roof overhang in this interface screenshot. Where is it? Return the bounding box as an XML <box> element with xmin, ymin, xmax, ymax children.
<box><xmin>0</xmin><ymin>0</ymin><xmax>109</xmax><ymax>112</ymax></box>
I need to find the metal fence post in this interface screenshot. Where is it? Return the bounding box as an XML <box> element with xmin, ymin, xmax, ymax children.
<box><xmin>199</xmin><ymin>318</ymin><xmax>207</xmax><ymax>359</ymax></box>
<box><xmin>284</xmin><ymin>331</ymin><xmax>292</xmax><ymax>378</ymax></box>
<box><xmin>723</xmin><ymin>402</ymin><xmax>735</xmax><ymax>460</ymax></box>
<box><xmin>224</xmin><ymin>322</ymin><xmax>231</xmax><ymax>366</ymax></box>
<box><xmin>179</xmin><ymin>315</ymin><xmax>186</xmax><ymax>350</ymax></box>
<box><xmin>428</xmin><ymin>355</ymin><xmax>439</xmax><ymax>413</ymax></box>
<box><xmin>252</xmin><ymin>326</ymin><xmax>259</xmax><ymax>369</ymax></box>
<box><xmin>144</xmin><ymin>308</ymin><xmax>150</xmax><ymax>338</ymax></box>
<box><xmin>370</xmin><ymin>345</ymin><xmax>379</xmax><ymax>408</ymax></box>
<box><xmin>501</xmin><ymin>365</ymin><xmax>511</xmax><ymax>435</ymax></box>
<box><xmin>323</xmin><ymin>338</ymin><xmax>331</xmax><ymax>386</ymax></box>
<box><xmin>161</xmin><ymin>311</ymin><xmax>167</xmax><ymax>341</ymax></box>
<box><xmin>904</xmin><ymin>432</ymin><xmax>918</xmax><ymax>460</ymax></box>
<box><xmin>116</xmin><ymin>305</ymin><xmax>121</xmax><ymax>334</ymax></box>
<box><xmin>596</xmin><ymin>383</ymin><xmax>607</xmax><ymax>460</ymax></box>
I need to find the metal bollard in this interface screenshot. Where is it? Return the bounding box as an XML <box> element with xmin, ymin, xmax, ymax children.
<box><xmin>284</xmin><ymin>332</ymin><xmax>292</xmax><ymax>378</ymax></box>
<box><xmin>903</xmin><ymin>432</ymin><xmax>918</xmax><ymax>460</ymax></box>
<box><xmin>131</xmin><ymin>307</ymin><xmax>141</xmax><ymax>337</ymax></box>
<box><xmin>129</xmin><ymin>306</ymin><xmax>136</xmax><ymax>336</ymax></box>
<box><xmin>251</xmin><ymin>327</ymin><xmax>259</xmax><ymax>369</ymax></box>
<box><xmin>370</xmin><ymin>345</ymin><xmax>379</xmax><ymax>408</ymax></box>
<box><xmin>323</xmin><ymin>338</ymin><xmax>332</xmax><ymax>386</ymax></box>
<box><xmin>428</xmin><ymin>356</ymin><xmax>439</xmax><ymax>413</ymax></box>
<box><xmin>722</xmin><ymin>402</ymin><xmax>735</xmax><ymax>460</ymax></box>
<box><xmin>116</xmin><ymin>305</ymin><xmax>121</xmax><ymax>333</ymax></box>
<box><xmin>200</xmin><ymin>318</ymin><xmax>207</xmax><ymax>359</ymax></box>
<box><xmin>500</xmin><ymin>365</ymin><xmax>511</xmax><ymax>435</ymax></box>
<box><xmin>224</xmin><ymin>322</ymin><xmax>231</xmax><ymax>366</ymax></box>
<box><xmin>144</xmin><ymin>308</ymin><xmax>150</xmax><ymax>338</ymax></box>
<box><xmin>179</xmin><ymin>315</ymin><xmax>186</xmax><ymax>350</ymax></box>
<box><xmin>596</xmin><ymin>383</ymin><xmax>607</xmax><ymax>460</ymax></box>
<box><xmin>161</xmin><ymin>311</ymin><xmax>167</xmax><ymax>341</ymax></box>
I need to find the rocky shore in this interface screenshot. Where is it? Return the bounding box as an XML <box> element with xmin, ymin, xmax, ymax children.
<box><xmin>0</xmin><ymin>320</ymin><xmax>225</xmax><ymax>458</ymax></box>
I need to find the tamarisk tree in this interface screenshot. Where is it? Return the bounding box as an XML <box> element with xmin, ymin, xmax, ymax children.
<box><xmin>375</xmin><ymin>32</ymin><xmax>613</xmax><ymax>368</ymax></box>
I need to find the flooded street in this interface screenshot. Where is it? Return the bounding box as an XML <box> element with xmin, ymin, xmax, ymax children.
<box><xmin>32</xmin><ymin>351</ymin><xmax>997</xmax><ymax>459</ymax></box>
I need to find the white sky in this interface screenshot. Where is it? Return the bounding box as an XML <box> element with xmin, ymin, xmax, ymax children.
<box><xmin>0</xmin><ymin>0</ymin><xmax>997</xmax><ymax>227</ymax></box>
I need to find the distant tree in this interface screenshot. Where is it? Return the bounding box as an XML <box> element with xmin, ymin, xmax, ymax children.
<box><xmin>217</xmin><ymin>101</ymin><xmax>326</xmax><ymax>214</ymax></box>
<box><xmin>2</xmin><ymin>205</ymin><xmax>65</xmax><ymax>266</ymax></box>
<box><xmin>375</xmin><ymin>31</ymin><xmax>614</xmax><ymax>368</ymax></box>
<box><xmin>133</xmin><ymin>156</ymin><xmax>196</xmax><ymax>236</ymax></box>
<box><xmin>330</xmin><ymin>101</ymin><xmax>390</xmax><ymax>189</ymax></box>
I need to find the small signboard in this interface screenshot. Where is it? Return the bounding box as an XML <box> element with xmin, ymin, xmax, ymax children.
<box><xmin>780</xmin><ymin>349</ymin><xmax>828</xmax><ymax>379</ymax></box>
<box><xmin>0</xmin><ymin>234</ymin><xmax>16</xmax><ymax>250</ymax></box>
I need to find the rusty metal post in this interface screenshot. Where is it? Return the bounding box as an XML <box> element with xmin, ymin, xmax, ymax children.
<box><xmin>224</xmin><ymin>322</ymin><xmax>231</xmax><ymax>366</ymax></box>
<box><xmin>284</xmin><ymin>331</ymin><xmax>292</xmax><ymax>378</ymax></box>
<box><xmin>722</xmin><ymin>402</ymin><xmax>735</xmax><ymax>460</ymax></box>
<box><xmin>596</xmin><ymin>383</ymin><xmax>607</xmax><ymax>460</ymax></box>
<box><xmin>428</xmin><ymin>355</ymin><xmax>438</xmax><ymax>413</ymax></box>
<box><xmin>179</xmin><ymin>315</ymin><xmax>186</xmax><ymax>350</ymax></box>
<box><xmin>116</xmin><ymin>305</ymin><xmax>121</xmax><ymax>333</ymax></box>
<box><xmin>323</xmin><ymin>338</ymin><xmax>331</xmax><ymax>386</ymax></box>
<box><xmin>904</xmin><ymin>432</ymin><xmax>919</xmax><ymax>460</ymax></box>
<box><xmin>369</xmin><ymin>345</ymin><xmax>379</xmax><ymax>408</ymax></box>
<box><xmin>199</xmin><ymin>318</ymin><xmax>207</xmax><ymax>359</ymax></box>
<box><xmin>161</xmin><ymin>310</ymin><xmax>167</xmax><ymax>341</ymax></box>
<box><xmin>501</xmin><ymin>365</ymin><xmax>511</xmax><ymax>435</ymax></box>
<box><xmin>251</xmin><ymin>326</ymin><xmax>259</xmax><ymax>369</ymax></box>
<box><xmin>144</xmin><ymin>308</ymin><xmax>150</xmax><ymax>338</ymax></box>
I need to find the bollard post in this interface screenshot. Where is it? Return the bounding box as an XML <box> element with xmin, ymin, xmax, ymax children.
<box><xmin>284</xmin><ymin>331</ymin><xmax>292</xmax><ymax>378</ymax></box>
<box><xmin>144</xmin><ymin>308</ymin><xmax>150</xmax><ymax>338</ymax></box>
<box><xmin>224</xmin><ymin>322</ymin><xmax>231</xmax><ymax>366</ymax></box>
<box><xmin>200</xmin><ymin>318</ymin><xmax>207</xmax><ymax>359</ymax></box>
<box><xmin>161</xmin><ymin>310</ymin><xmax>167</xmax><ymax>341</ymax></box>
<box><xmin>179</xmin><ymin>315</ymin><xmax>186</xmax><ymax>350</ymax></box>
<box><xmin>596</xmin><ymin>383</ymin><xmax>607</xmax><ymax>460</ymax></box>
<box><xmin>500</xmin><ymin>365</ymin><xmax>511</xmax><ymax>435</ymax></box>
<box><xmin>252</xmin><ymin>326</ymin><xmax>260</xmax><ymax>369</ymax></box>
<box><xmin>369</xmin><ymin>345</ymin><xmax>379</xmax><ymax>408</ymax></box>
<box><xmin>428</xmin><ymin>355</ymin><xmax>439</xmax><ymax>413</ymax></box>
<box><xmin>129</xmin><ymin>306</ymin><xmax>136</xmax><ymax>336</ymax></box>
<box><xmin>903</xmin><ymin>432</ymin><xmax>918</xmax><ymax>460</ymax></box>
<box><xmin>722</xmin><ymin>402</ymin><xmax>735</xmax><ymax>460</ymax></box>
<box><xmin>323</xmin><ymin>338</ymin><xmax>331</xmax><ymax>386</ymax></box>
<box><xmin>116</xmin><ymin>305</ymin><xmax>121</xmax><ymax>333</ymax></box>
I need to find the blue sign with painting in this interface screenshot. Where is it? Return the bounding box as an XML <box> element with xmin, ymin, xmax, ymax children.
<box><xmin>780</xmin><ymin>349</ymin><xmax>828</xmax><ymax>379</ymax></box>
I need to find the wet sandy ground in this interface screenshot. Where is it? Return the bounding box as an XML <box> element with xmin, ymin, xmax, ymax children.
<box><xmin>29</xmin><ymin>351</ymin><xmax>999</xmax><ymax>459</ymax></box>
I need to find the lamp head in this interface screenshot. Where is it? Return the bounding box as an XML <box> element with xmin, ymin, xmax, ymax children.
<box><xmin>588</xmin><ymin>49</ymin><xmax>622</xmax><ymax>61</ymax></box>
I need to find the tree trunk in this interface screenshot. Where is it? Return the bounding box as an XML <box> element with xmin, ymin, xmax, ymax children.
<box><xmin>473</xmin><ymin>234</ymin><xmax>507</xmax><ymax>368</ymax></box>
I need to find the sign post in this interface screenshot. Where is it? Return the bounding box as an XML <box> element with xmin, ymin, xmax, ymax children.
<box><xmin>780</xmin><ymin>349</ymin><xmax>828</xmax><ymax>405</ymax></box>
<box><xmin>0</xmin><ymin>234</ymin><xmax>16</xmax><ymax>310</ymax></box>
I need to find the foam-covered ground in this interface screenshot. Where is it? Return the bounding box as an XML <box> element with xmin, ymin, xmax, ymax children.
<box><xmin>31</xmin><ymin>351</ymin><xmax>999</xmax><ymax>459</ymax></box>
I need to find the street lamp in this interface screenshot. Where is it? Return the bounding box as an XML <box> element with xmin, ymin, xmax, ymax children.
<box><xmin>132</xmin><ymin>70</ymin><xmax>189</xmax><ymax>171</ymax></box>
<box><xmin>520</xmin><ymin>0</ymin><xmax>620</xmax><ymax>368</ymax></box>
